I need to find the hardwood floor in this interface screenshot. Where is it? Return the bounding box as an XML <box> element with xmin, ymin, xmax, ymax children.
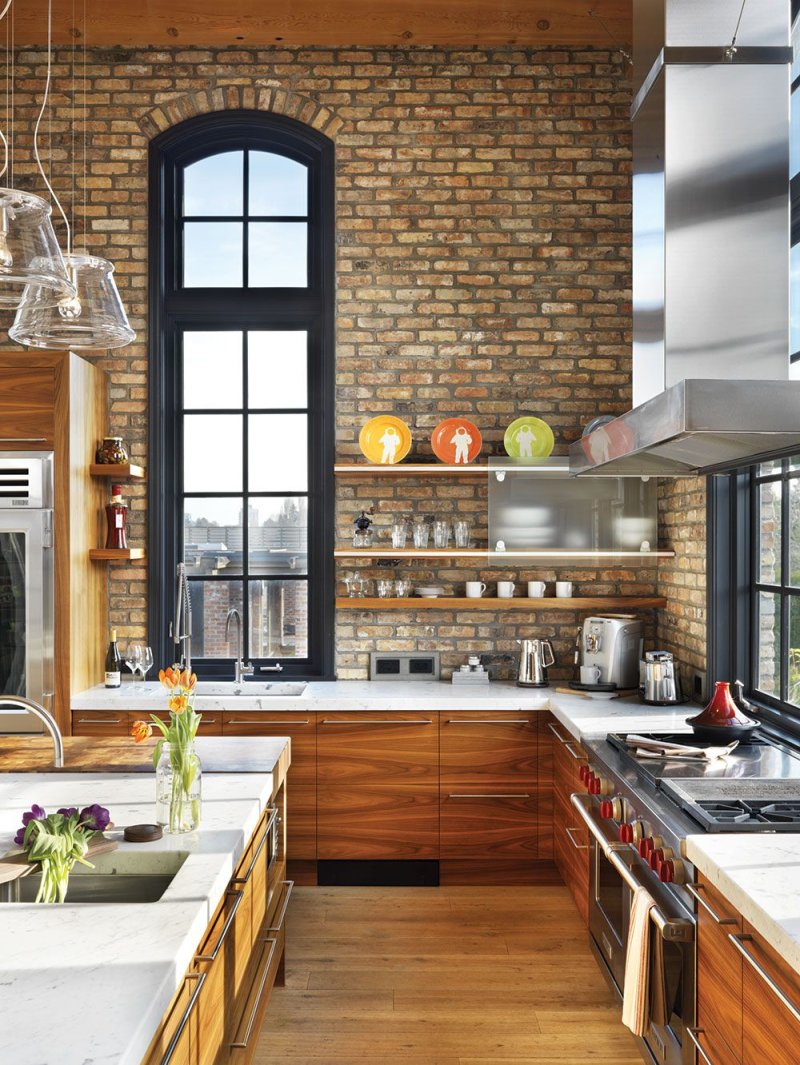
<box><xmin>257</xmin><ymin>884</ymin><xmax>642</xmax><ymax>1064</ymax></box>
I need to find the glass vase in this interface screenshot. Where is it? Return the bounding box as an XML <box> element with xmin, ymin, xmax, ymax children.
<box><xmin>155</xmin><ymin>742</ymin><xmax>202</xmax><ymax>834</ymax></box>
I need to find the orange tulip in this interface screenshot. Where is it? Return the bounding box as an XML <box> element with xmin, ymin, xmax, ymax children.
<box><xmin>130</xmin><ymin>719</ymin><xmax>152</xmax><ymax>743</ymax></box>
<box><xmin>179</xmin><ymin>668</ymin><xmax>197</xmax><ymax>692</ymax></box>
<box><xmin>169</xmin><ymin>693</ymin><xmax>189</xmax><ymax>715</ymax></box>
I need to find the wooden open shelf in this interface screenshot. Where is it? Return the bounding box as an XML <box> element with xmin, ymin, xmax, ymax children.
<box><xmin>90</xmin><ymin>463</ymin><xmax>145</xmax><ymax>480</ymax></box>
<box><xmin>89</xmin><ymin>547</ymin><xmax>146</xmax><ymax>561</ymax></box>
<box><xmin>335</xmin><ymin>462</ymin><xmax>487</xmax><ymax>476</ymax></box>
<box><xmin>335</xmin><ymin>548</ymin><xmax>487</xmax><ymax>559</ymax></box>
<box><xmin>337</xmin><ymin>596</ymin><xmax>667</xmax><ymax>610</ymax></box>
<box><xmin>334</xmin><ymin>548</ymin><xmax>675</xmax><ymax>560</ymax></box>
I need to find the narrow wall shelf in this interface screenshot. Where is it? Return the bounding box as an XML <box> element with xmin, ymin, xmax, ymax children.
<box><xmin>334</xmin><ymin>548</ymin><xmax>675</xmax><ymax>560</ymax></box>
<box><xmin>89</xmin><ymin>548</ymin><xmax>146</xmax><ymax>561</ymax></box>
<box><xmin>90</xmin><ymin>463</ymin><xmax>145</xmax><ymax>480</ymax></box>
<box><xmin>336</xmin><ymin>596</ymin><xmax>667</xmax><ymax>611</ymax></box>
<box><xmin>335</xmin><ymin>463</ymin><xmax>488</xmax><ymax>476</ymax></box>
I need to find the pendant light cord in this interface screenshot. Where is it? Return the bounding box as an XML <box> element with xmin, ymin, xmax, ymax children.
<box><xmin>0</xmin><ymin>0</ymin><xmax>12</xmax><ymax>183</ymax></box>
<box><xmin>33</xmin><ymin>0</ymin><xmax>71</xmax><ymax>255</ymax></box>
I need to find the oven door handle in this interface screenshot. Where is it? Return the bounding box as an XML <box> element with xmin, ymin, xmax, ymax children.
<box><xmin>570</xmin><ymin>793</ymin><xmax>694</xmax><ymax>943</ymax></box>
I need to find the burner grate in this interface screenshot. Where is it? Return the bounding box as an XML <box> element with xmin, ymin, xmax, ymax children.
<box><xmin>695</xmin><ymin>798</ymin><xmax>800</xmax><ymax>828</ymax></box>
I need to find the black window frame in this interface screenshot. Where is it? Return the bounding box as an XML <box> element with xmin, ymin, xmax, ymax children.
<box><xmin>792</xmin><ymin>0</ymin><xmax>800</xmax><ymax>363</ymax></box>
<box><xmin>148</xmin><ymin>110</ymin><xmax>335</xmax><ymax>680</ymax></box>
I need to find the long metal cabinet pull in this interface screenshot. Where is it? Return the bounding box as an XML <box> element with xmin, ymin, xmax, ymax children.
<box><xmin>160</xmin><ymin>971</ymin><xmax>205</xmax><ymax>1065</ymax></box>
<box><xmin>267</xmin><ymin>879</ymin><xmax>294</xmax><ymax>933</ymax></box>
<box><xmin>570</xmin><ymin>793</ymin><xmax>693</xmax><ymax>942</ymax></box>
<box><xmin>320</xmin><ymin>718</ymin><xmax>433</xmax><ymax>725</ymax></box>
<box><xmin>685</xmin><ymin>882</ymin><xmax>737</xmax><ymax>925</ymax></box>
<box><xmin>546</xmin><ymin>721</ymin><xmax>570</xmax><ymax>743</ymax></box>
<box><xmin>728</xmin><ymin>933</ymin><xmax>800</xmax><ymax>1024</ymax></box>
<box><xmin>446</xmin><ymin>718</ymin><xmax>531</xmax><ymax>724</ymax></box>
<box><xmin>686</xmin><ymin>1028</ymin><xmax>716</xmax><ymax>1065</ymax></box>
<box><xmin>194</xmin><ymin>891</ymin><xmax>243</xmax><ymax>962</ymax></box>
<box><xmin>226</xmin><ymin>719</ymin><xmax>311</xmax><ymax>726</ymax></box>
<box><xmin>229</xmin><ymin>938</ymin><xmax>278</xmax><ymax>1049</ymax></box>
<box><xmin>76</xmin><ymin>717</ymin><xmax>123</xmax><ymax>724</ymax></box>
<box><xmin>231</xmin><ymin>807</ymin><xmax>278</xmax><ymax>885</ymax></box>
<box><xmin>563</xmin><ymin>742</ymin><xmax>583</xmax><ymax>761</ymax></box>
<box><xmin>565</xmin><ymin>826</ymin><xmax>589</xmax><ymax>850</ymax></box>
<box><xmin>448</xmin><ymin>793</ymin><xmax>531</xmax><ymax>799</ymax></box>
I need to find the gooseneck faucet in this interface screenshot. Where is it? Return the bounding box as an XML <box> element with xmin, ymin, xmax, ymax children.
<box><xmin>172</xmin><ymin>562</ymin><xmax>192</xmax><ymax>672</ymax></box>
<box><xmin>1</xmin><ymin>696</ymin><xmax>64</xmax><ymax>768</ymax></box>
<box><xmin>225</xmin><ymin>608</ymin><xmax>254</xmax><ymax>687</ymax></box>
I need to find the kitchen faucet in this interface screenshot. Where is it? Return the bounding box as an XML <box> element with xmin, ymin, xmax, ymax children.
<box><xmin>225</xmin><ymin>608</ymin><xmax>254</xmax><ymax>687</ymax></box>
<box><xmin>171</xmin><ymin>562</ymin><xmax>192</xmax><ymax>672</ymax></box>
<box><xmin>1</xmin><ymin>696</ymin><xmax>64</xmax><ymax>768</ymax></box>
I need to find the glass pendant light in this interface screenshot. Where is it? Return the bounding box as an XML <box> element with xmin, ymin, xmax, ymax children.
<box><xmin>0</xmin><ymin>189</ymin><xmax>74</xmax><ymax>308</ymax></box>
<box><xmin>10</xmin><ymin>252</ymin><xmax>135</xmax><ymax>349</ymax></box>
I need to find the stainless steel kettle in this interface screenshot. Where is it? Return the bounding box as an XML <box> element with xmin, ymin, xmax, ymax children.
<box><xmin>516</xmin><ymin>638</ymin><xmax>555</xmax><ymax>688</ymax></box>
<box><xmin>639</xmin><ymin>650</ymin><xmax>684</xmax><ymax>705</ymax></box>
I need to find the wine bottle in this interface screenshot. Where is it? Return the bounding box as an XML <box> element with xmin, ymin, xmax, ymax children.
<box><xmin>105</xmin><ymin>629</ymin><xmax>121</xmax><ymax>688</ymax></box>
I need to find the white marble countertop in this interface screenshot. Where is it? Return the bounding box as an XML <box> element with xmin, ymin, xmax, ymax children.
<box><xmin>0</xmin><ymin>738</ymin><xmax>288</xmax><ymax>1065</ymax></box>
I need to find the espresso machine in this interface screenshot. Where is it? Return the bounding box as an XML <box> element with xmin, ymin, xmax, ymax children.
<box><xmin>570</xmin><ymin>616</ymin><xmax>643</xmax><ymax>691</ymax></box>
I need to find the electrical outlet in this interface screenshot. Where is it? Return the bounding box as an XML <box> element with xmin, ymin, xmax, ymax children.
<box><xmin>691</xmin><ymin>669</ymin><xmax>707</xmax><ymax>703</ymax></box>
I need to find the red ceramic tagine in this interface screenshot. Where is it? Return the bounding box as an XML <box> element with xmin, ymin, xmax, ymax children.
<box><xmin>686</xmin><ymin>680</ymin><xmax>759</xmax><ymax>742</ymax></box>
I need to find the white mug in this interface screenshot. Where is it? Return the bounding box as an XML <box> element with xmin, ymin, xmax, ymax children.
<box><xmin>527</xmin><ymin>581</ymin><xmax>546</xmax><ymax>598</ymax></box>
<box><xmin>497</xmin><ymin>581</ymin><xmax>515</xmax><ymax>598</ymax></box>
<box><xmin>556</xmin><ymin>581</ymin><xmax>574</xmax><ymax>598</ymax></box>
<box><xmin>466</xmin><ymin>581</ymin><xmax>487</xmax><ymax>598</ymax></box>
<box><xmin>580</xmin><ymin>664</ymin><xmax>602</xmax><ymax>685</ymax></box>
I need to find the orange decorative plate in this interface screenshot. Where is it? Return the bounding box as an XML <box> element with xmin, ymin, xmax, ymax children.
<box><xmin>358</xmin><ymin>415</ymin><xmax>412</xmax><ymax>464</ymax></box>
<box><xmin>430</xmin><ymin>418</ymin><xmax>482</xmax><ymax>465</ymax></box>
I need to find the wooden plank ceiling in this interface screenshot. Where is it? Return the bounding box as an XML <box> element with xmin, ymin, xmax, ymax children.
<box><xmin>12</xmin><ymin>0</ymin><xmax>631</xmax><ymax>48</ymax></box>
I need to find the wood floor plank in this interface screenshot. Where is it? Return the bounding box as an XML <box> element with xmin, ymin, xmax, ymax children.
<box><xmin>258</xmin><ymin>885</ymin><xmax>640</xmax><ymax>1065</ymax></box>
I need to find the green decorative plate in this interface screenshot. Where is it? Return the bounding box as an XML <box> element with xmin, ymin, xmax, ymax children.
<box><xmin>503</xmin><ymin>416</ymin><xmax>555</xmax><ymax>458</ymax></box>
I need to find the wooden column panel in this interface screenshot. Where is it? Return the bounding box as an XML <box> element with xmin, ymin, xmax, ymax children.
<box><xmin>741</xmin><ymin>921</ymin><xmax>800</xmax><ymax>1065</ymax></box>
<box><xmin>696</xmin><ymin>874</ymin><xmax>743</xmax><ymax>1065</ymax></box>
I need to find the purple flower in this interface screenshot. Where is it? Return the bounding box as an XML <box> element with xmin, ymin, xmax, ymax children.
<box><xmin>13</xmin><ymin>826</ymin><xmax>25</xmax><ymax>846</ymax></box>
<box><xmin>21</xmin><ymin>804</ymin><xmax>46</xmax><ymax>827</ymax></box>
<box><xmin>79</xmin><ymin>804</ymin><xmax>110</xmax><ymax>832</ymax></box>
<box><xmin>57</xmin><ymin>807</ymin><xmax>78</xmax><ymax>817</ymax></box>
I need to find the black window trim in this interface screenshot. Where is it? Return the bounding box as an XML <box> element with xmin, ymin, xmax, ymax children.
<box><xmin>148</xmin><ymin>110</ymin><xmax>335</xmax><ymax>680</ymax></box>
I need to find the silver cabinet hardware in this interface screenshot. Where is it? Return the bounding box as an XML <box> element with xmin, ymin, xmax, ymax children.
<box><xmin>546</xmin><ymin>721</ymin><xmax>571</xmax><ymax>743</ymax></box>
<box><xmin>565</xmin><ymin>826</ymin><xmax>589</xmax><ymax>850</ymax></box>
<box><xmin>231</xmin><ymin>807</ymin><xmax>278</xmax><ymax>885</ymax></box>
<box><xmin>563</xmin><ymin>742</ymin><xmax>583</xmax><ymax>761</ymax></box>
<box><xmin>226</xmin><ymin>719</ymin><xmax>310</xmax><ymax>726</ymax></box>
<box><xmin>448</xmin><ymin>793</ymin><xmax>531</xmax><ymax>799</ymax></box>
<box><xmin>728</xmin><ymin>933</ymin><xmax>800</xmax><ymax>1024</ymax></box>
<box><xmin>686</xmin><ymin>1028</ymin><xmax>715</xmax><ymax>1065</ymax></box>
<box><xmin>194</xmin><ymin>890</ymin><xmax>243</xmax><ymax>962</ymax></box>
<box><xmin>77</xmin><ymin>716</ymin><xmax>123</xmax><ymax>724</ymax></box>
<box><xmin>229</xmin><ymin>938</ymin><xmax>278</xmax><ymax>1049</ymax></box>
<box><xmin>685</xmin><ymin>882</ymin><xmax>737</xmax><ymax>925</ymax></box>
<box><xmin>445</xmin><ymin>718</ymin><xmax>531</xmax><ymax>725</ymax></box>
<box><xmin>267</xmin><ymin>879</ymin><xmax>294</xmax><ymax>933</ymax></box>
<box><xmin>159</xmin><ymin>971</ymin><xmax>205</xmax><ymax>1065</ymax></box>
<box><xmin>320</xmin><ymin>718</ymin><xmax>433</xmax><ymax>725</ymax></box>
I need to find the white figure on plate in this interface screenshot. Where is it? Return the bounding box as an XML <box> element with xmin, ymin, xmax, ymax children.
<box><xmin>379</xmin><ymin>425</ymin><xmax>401</xmax><ymax>464</ymax></box>
<box><xmin>449</xmin><ymin>425</ymin><xmax>473</xmax><ymax>464</ymax></box>
<box><xmin>515</xmin><ymin>423</ymin><xmax>536</xmax><ymax>458</ymax></box>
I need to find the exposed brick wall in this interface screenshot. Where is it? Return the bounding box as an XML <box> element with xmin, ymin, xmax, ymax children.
<box><xmin>0</xmin><ymin>43</ymin><xmax>702</xmax><ymax>681</ymax></box>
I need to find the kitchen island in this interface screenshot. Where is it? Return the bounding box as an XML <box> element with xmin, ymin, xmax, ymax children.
<box><xmin>0</xmin><ymin>737</ymin><xmax>290</xmax><ymax>1065</ymax></box>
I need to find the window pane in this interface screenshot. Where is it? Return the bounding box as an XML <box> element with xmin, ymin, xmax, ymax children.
<box><xmin>184</xmin><ymin>151</ymin><xmax>243</xmax><ymax>216</ymax></box>
<box><xmin>759</xmin><ymin>479</ymin><xmax>782</xmax><ymax>584</ymax></box>
<box><xmin>183</xmin><ymin>332</ymin><xmax>242</xmax><ymax>409</ymax></box>
<box><xmin>792</xmin><ymin>244</ymin><xmax>800</xmax><ymax>355</ymax></box>
<box><xmin>249</xmin><ymin>497</ymin><xmax>307</xmax><ymax>575</ymax></box>
<box><xmin>184</xmin><ymin>223</ymin><xmax>243</xmax><ymax>287</ymax></box>
<box><xmin>248</xmin><ymin>331</ymin><xmax>307</xmax><ymax>409</ymax></box>
<box><xmin>792</xmin><ymin>478</ymin><xmax>800</xmax><ymax>588</ymax></box>
<box><xmin>184</xmin><ymin>497</ymin><xmax>243</xmax><ymax>576</ymax></box>
<box><xmin>190</xmin><ymin>580</ymin><xmax>244</xmax><ymax>659</ymax></box>
<box><xmin>249</xmin><ymin>414</ymin><xmax>307</xmax><ymax>492</ymax></box>
<box><xmin>790</xmin><ymin>597</ymin><xmax>800</xmax><ymax>706</ymax></box>
<box><xmin>757</xmin><ymin>591</ymin><xmax>781</xmax><ymax>696</ymax></box>
<box><xmin>249</xmin><ymin>152</ymin><xmax>308</xmax><ymax>216</ymax></box>
<box><xmin>248</xmin><ymin>223</ymin><xmax>307</xmax><ymax>287</ymax></box>
<box><xmin>759</xmin><ymin>459</ymin><xmax>784</xmax><ymax>476</ymax></box>
<box><xmin>184</xmin><ymin>414</ymin><xmax>242</xmax><ymax>492</ymax></box>
<box><xmin>248</xmin><ymin>580</ymin><xmax>308</xmax><ymax>659</ymax></box>
<box><xmin>792</xmin><ymin>92</ymin><xmax>800</xmax><ymax>180</ymax></box>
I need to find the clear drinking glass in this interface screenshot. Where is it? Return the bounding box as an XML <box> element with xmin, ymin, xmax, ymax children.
<box><xmin>377</xmin><ymin>579</ymin><xmax>394</xmax><ymax>598</ymax></box>
<box><xmin>412</xmin><ymin>521</ymin><xmax>430</xmax><ymax>548</ymax></box>
<box><xmin>453</xmin><ymin>520</ymin><xmax>471</xmax><ymax>548</ymax></box>
<box><xmin>395</xmin><ymin>579</ymin><xmax>412</xmax><ymax>597</ymax></box>
<box><xmin>391</xmin><ymin>521</ymin><xmax>408</xmax><ymax>549</ymax></box>
<box><xmin>433</xmin><ymin>520</ymin><xmax>450</xmax><ymax>549</ymax></box>
<box><xmin>344</xmin><ymin>574</ymin><xmax>364</xmax><ymax>597</ymax></box>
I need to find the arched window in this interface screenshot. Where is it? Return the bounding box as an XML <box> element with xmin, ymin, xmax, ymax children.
<box><xmin>148</xmin><ymin>112</ymin><xmax>334</xmax><ymax>678</ymax></box>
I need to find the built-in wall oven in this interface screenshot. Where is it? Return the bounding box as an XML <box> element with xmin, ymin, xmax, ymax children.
<box><xmin>571</xmin><ymin>793</ymin><xmax>695</xmax><ymax>1065</ymax></box>
<box><xmin>0</xmin><ymin>454</ymin><xmax>54</xmax><ymax>731</ymax></box>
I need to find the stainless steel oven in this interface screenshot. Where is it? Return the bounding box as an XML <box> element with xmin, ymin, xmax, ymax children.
<box><xmin>0</xmin><ymin>454</ymin><xmax>54</xmax><ymax>731</ymax></box>
<box><xmin>572</xmin><ymin>793</ymin><xmax>695</xmax><ymax>1065</ymax></box>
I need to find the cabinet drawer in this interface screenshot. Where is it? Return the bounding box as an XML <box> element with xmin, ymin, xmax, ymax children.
<box><xmin>141</xmin><ymin>970</ymin><xmax>201</xmax><ymax>1065</ymax></box>
<box><xmin>741</xmin><ymin>921</ymin><xmax>800</xmax><ymax>1065</ymax></box>
<box><xmin>317</xmin><ymin>713</ymin><xmax>438</xmax><ymax>784</ymax></box>
<box><xmin>695</xmin><ymin>874</ymin><xmax>743</xmax><ymax>1063</ymax></box>
<box><xmin>223</xmin><ymin>713</ymin><xmax>316</xmax><ymax>784</ymax></box>
<box><xmin>0</xmin><ymin>365</ymin><xmax>55</xmax><ymax>445</ymax></box>
<box><xmin>440</xmin><ymin>791</ymin><xmax>538</xmax><ymax>859</ymax></box>
<box><xmin>317</xmin><ymin>785</ymin><xmax>439</xmax><ymax>859</ymax></box>
<box><xmin>195</xmin><ymin>889</ymin><xmax>241</xmax><ymax>1065</ymax></box>
<box><xmin>287</xmin><ymin>783</ymin><xmax>316</xmax><ymax>860</ymax></box>
<box><xmin>440</xmin><ymin>712</ymin><xmax>538</xmax><ymax>787</ymax></box>
<box><xmin>71</xmin><ymin>710</ymin><xmax>130</xmax><ymax>735</ymax></box>
<box><xmin>151</xmin><ymin>711</ymin><xmax>223</xmax><ymax>737</ymax></box>
<box><xmin>690</xmin><ymin>1019</ymin><xmax>742</xmax><ymax>1065</ymax></box>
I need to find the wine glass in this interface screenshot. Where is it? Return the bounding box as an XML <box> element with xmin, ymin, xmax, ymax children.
<box><xmin>125</xmin><ymin>643</ymin><xmax>143</xmax><ymax>691</ymax></box>
<box><xmin>139</xmin><ymin>646</ymin><xmax>154</xmax><ymax>686</ymax></box>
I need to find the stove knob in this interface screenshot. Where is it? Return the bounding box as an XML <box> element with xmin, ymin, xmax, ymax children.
<box><xmin>619</xmin><ymin>823</ymin><xmax>634</xmax><ymax>844</ymax></box>
<box><xmin>589</xmin><ymin>775</ymin><xmax>612</xmax><ymax>797</ymax></box>
<box><xmin>660</xmin><ymin>859</ymin><xmax>686</xmax><ymax>884</ymax></box>
<box><xmin>579</xmin><ymin>765</ymin><xmax>591</xmax><ymax>784</ymax></box>
<box><xmin>586</xmin><ymin>771</ymin><xmax>597</xmax><ymax>793</ymax></box>
<box><xmin>601</xmin><ymin>797</ymin><xmax>623</xmax><ymax>821</ymax></box>
<box><xmin>629</xmin><ymin>820</ymin><xmax>645</xmax><ymax>845</ymax></box>
<box><xmin>639</xmin><ymin>835</ymin><xmax>663</xmax><ymax>860</ymax></box>
<box><xmin>649</xmin><ymin>847</ymin><xmax>673</xmax><ymax>873</ymax></box>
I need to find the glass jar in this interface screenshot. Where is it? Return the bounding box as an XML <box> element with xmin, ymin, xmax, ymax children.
<box><xmin>155</xmin><ymin>742</ymin><xmax>202</xmax><ymax>834</ymax></box>
<box><xmin>95</xmin><ymin>436</ymin><xmax>129</xmax><ymax>464</ymax></box>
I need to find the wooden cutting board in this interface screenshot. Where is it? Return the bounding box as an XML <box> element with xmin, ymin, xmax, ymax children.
<box><xmin>0</xmin><ymin>833</ymin><xmax>118</xmax><ymax>885</ymax></box>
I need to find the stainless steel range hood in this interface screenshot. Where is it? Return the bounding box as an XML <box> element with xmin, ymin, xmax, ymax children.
<box><xmin>570</xmin><ymin>0</ymin><xmax>796</xmax><ymax>477</ymax></box>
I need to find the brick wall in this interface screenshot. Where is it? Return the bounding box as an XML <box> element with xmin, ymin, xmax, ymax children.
<box><xmin>0</xmin><ymin>43</ymin><xmax>703</xmax><ymax>681</ymax></box>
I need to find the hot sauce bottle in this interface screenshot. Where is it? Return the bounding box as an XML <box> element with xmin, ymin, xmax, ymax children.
<box><xmin>105</xmin><ymin>484</ymin><xmax>128</xmax><ymax>549</ymax></box>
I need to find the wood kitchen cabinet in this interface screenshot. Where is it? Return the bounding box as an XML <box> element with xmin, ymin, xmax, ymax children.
<box><xmin>547</xmin><ymin>715</ymin><xmax>590</xmax><ymax>925</ymax></box>
<box><xmin>693</xmin><ymin>874</ymin><xmax>800</xmax><ymax>1065</ymax></box>
<box><xmin>71</xmin><ymin>709</ymin><xmax>222</xmax><ymax>736</ymax></box>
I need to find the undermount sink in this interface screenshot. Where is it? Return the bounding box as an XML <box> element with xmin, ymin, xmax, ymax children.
<box><xmin>0</xmin><ymin>851</ymin><xmax>188</xmax><ymax>905</ymax></box>
<box><xmin>194</xmin><ymin>681</ymin><xmax>307</xmax><ymax>698</ymax></box>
